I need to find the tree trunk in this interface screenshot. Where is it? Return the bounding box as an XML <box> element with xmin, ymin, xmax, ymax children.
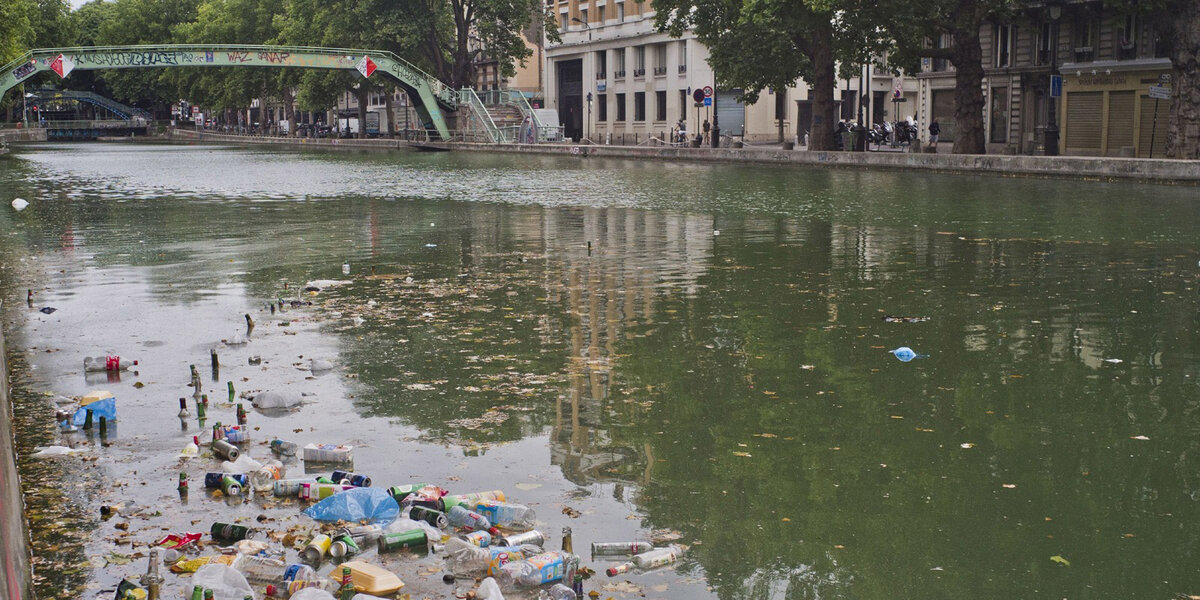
<box><xmin>284</xmin><ymin>88</ymin><xmax>297</xmax><ymax>138</ymax></box>
<box><xmin>950</xmin><ymin>26</ymin><xmax>986</xmax><ymax>154</ymax></box>
<box><xmin>355</xmin><ymin>86</ymin><xmax>369</xmax><ymax>139</ymax></box>
<box><xmin>384</xmin><ymin>90</ymin><xmax>396</xmax><ymax>137</ymax></box>
<box><xmin>807</xmin><ymin>24</ymin><xmax>837</xmax><ymax>151</ymax></box>
<box><xmin>1165</xmin><ymin>2</ymin><xmax>1200</xmax><ymax>159</ymax></box>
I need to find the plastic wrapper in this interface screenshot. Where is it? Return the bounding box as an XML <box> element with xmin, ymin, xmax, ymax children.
<box><xmin>385</xmin><ymin>517</ymin><xmax>443</xmax><ymax>542</ymax></box>
<box><xmin>169</xmin><ymin>554</ymin><xmax>234</xmax><ymax>574</ymax></box>
<box><xmin>251</xmin><ymin>390</ymin><xmax>304</xmax><ymax>409</ymax></box>
<box><xmin>289</xmin><ymin>588</ymin><xmax>336</xmax><ymax>600</ymax></box>
<box><xmin>303</xmin><ymin>487</ymin><xmax>399</xmax><ymax>524</ymax></box>
<box><xmin>220</xmin><ymin>454</ymin><xmax>264</xmax><ymax>473</ymax></box>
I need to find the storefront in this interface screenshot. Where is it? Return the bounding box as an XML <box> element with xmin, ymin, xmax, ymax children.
<box><xmin>1059</xmin><ymin>59</ymin><xmax>1171</xmax><ymax>157</ymax></box>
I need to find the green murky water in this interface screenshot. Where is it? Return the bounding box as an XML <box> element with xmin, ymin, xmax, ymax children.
<box><xmin>1</xmin><ymin>143</ymin><xmax>1198</xmax><ymax>599</ymax></box>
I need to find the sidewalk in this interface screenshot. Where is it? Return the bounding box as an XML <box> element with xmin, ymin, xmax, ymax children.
<box><xmin>0</xmin><ymin>302</ymin><xmax>32</xmax><ymax>600</ymax></box>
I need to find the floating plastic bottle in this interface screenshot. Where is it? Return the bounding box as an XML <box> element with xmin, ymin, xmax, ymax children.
<box><xmin>83</xmin><ymin>355</ymin><xmax>138</xmax><ymax>372</ymax></box>
<box><xmin>496</xmin><ymin>551</ymin><xmax>573</xmax><ymax>587</ymax></box>
<box><xmin>446</xmin><ymin>505</ymin><xmax>500</xmax><ymax>535</ymax></box>
<box><xmin>464</xmin><ymin>531</ymin><xmax>492</xmax><ymax>547</ymax></box>
<box><xmin>251</xmin><ymin>461</ymin><xmax>285</xmax><ymax>492</ymax></box>
<box><xmin>441</xmin><ymin>537</ymin><xmax>538</xmax><ymax>576</ymax></box>
<box><xmin>269</xmin><ymin>439</ymin><xmax>298</xmax><ymax>457</ymax></box>
<box><xmin>442</xmin><ymin>490</ymin><xmax>505</xmax><ymax>512</ymax></box>
<box><xmin>474</xmin><ymin>500</ymin><xmax>537</xmax><ymax>528</ymax></box>
<box><xmin>543</xmin><ymin>583</ymin><xmax>578</xmax><ymax>600</ymax></box>
<box><xmin>591</xmin><ymin>541</ymin><xmax>654</xmax><ymax>556</ymax></box>
<box><xmin>233</xmin><ymin>555</ymin><xmax>317</xmax><ymax>586</ymax></box>
<box><xmin>274</xmin><ymin>478</ymin><xmax>314</xmax><ymax>497</ymax></box>
<box><xmin>605</xmin><ymin>544</ymin><xmax>685</xmax><ymax>576</ymax></box>
<box><xmin>302</xmin><ymin>443</ymin><xmax>353</xmax><ymax>463</ymax></box>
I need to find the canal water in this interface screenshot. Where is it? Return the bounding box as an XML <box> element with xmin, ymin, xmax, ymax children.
<box><xmin>1</xmin><ymin>143</ymin><xmax>1198</xmax><ymax>600</ymax></box>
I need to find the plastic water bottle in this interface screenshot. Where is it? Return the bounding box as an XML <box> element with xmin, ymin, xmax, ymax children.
<box><xmin>446</xmin><ymin>505</ymin><xmax>500</xmax><ymax>535</ymax></box>
<box><xmin>83</xmin><ymin>356</ymin><xmax>138</xmax><ymax>372</ymax></box>
<box><xmin>233</xmin><ymin>555</ymin><xmax>316</xmax><ymax>586</ymax></box>
<box><xmin>632</xmin><ymin>544</ymin><xmax>684</xmax><ymax>569</ymax></box>
<box><xmin>474</xmin><ymin>500</ymin><xmax>537</xmax><ymax>528</ymax></box>
<box><xmin>251</xmin><ymin>461</ymin><xmax>285</xmax><ymax>492</ymax></box>
<box><xmin>591</xmin><ymin>541</ymin><xmax>654</xmax><ymax>556</ymax></box>
<box><xmin>543</xmin><ymin>583</ymin><xmax>578</xmax><ymax>600</ymax></box>
<box><xmin>442</xmin><ymin>537</ymin><xmax>537</xmax><ymax>576</ymax></box>
<box><xmin>497</xmin><ymin>551</ymin><xmax>573</xmax><ymax>587</ymax></box>
<box><xmin>269</xmin><ymin>439</ymin><xmax>298</xmax><ymax>457</ymax></box>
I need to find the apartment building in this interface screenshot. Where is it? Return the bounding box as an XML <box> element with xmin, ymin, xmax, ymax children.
<box><xmin>916</xmin><ymin>0</ymin><xmax>1170</xmax><ymax>156</ymax></box>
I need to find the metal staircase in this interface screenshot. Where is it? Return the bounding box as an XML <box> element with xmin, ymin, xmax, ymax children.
<box><xmin>29</xmin><ymin>88</ymin><xmax>152</xmax><ymax>121</ymax></box>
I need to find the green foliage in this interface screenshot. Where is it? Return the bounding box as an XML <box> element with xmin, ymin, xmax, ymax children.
<box><xmin>93</xmin><ymin>0</ymin><xmax>201</xmax><ymax>104</ymax></box>
<box><xmin>170</xmin><ymin>0</ymin><xmax>290</xmax><ymax>110</ymax></box>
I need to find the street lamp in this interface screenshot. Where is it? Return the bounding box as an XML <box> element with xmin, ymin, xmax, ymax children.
<box><xmin>1044</xmin><ymin>2</ymin><xmax>1062</xmax><ymax>156</ymax></box>
<box><xmin>586</xmin><ymin>92</ymin><xmax>593</xmax><ymax>142</ymax></box>
<box><xmin>571</xmin><ymin>17</ymin><xmax>592</xmax><ymax>142</ymax></box>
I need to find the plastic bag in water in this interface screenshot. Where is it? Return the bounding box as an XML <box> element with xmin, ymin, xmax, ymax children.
<box><xmin>289</xmin><ymin>588</ymin><xmax>335</xmax><ymax>600</ymax></box>
<box><xmin>303</xmin><ymin>487</ymin><xmax>399</xmax><ymax>525</ymax></box>
<box><xmin>191</xmin><ymin>563</ymin><xmax>254</xmax><ymax>599</ymax></box>
<box><xmin>251</xmin><ymin>390</ymin><xmax>304</xmax><ymax>409</ymax></box>
<box><xmin>72</xmin><ymin>397</ymin><xmax>116</xmax><ymax>425</ymax></box>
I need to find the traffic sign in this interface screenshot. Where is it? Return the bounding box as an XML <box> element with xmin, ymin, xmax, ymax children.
<box><xmin>1159</xmin><ymin>73</ymin><xmax>1171</xmax><ymax>83</ymax></box>
<box><xmin>703</xmin><ymin>86</ymin><xmax>713</xmax><ymax>98</ymax></box>
<box><xmin>704</xmin><ymin>97</ymin><xmax>712</xmax><ymax>106</ymax></box>
<box><xmin>1149</xmin><ymin>84</ymin><xmax>1171</xmax><ymax>100</ymax></box>
<box><xmin>50</xmin><ymin>54</ymin><xmax>75</xmax><ymax>79</ymax></box>
<box><xmin>356</xmin><ymin>56</ymin><xmax>377</xmax><ymax>78</ymax></box>
<box><xmin>692</xmin><ymin>88</ymin><xmax>705</xmax><ymax>103</ymax></box>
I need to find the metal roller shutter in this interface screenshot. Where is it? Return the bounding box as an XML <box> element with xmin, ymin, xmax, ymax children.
<box><xmin>1106</xmin><ymin>91</ymin><xmax>1134</xmax><ymax>153</ymax></box>
<box><xmin>932</xmin><ymin>89</ymin><xmax>955</xmax><ymax>141</ymax></box>
<box><xmin>1138</xmin><ymin>95</ymin><xmax>1169</xmax><ymax>157</ymax></box>
<box><xmin>1065</xmin><ymin>92</ymin><xmax>1102</xmax><ymax>150</ymax></box>
<box><xmin>715</xmin><ymin>90</ymin><xmax>745</xmax><ymax>137</ymax></box>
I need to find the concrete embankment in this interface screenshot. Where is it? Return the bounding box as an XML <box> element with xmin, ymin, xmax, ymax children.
<box><xmin>0</xmin><ymin>302</ymin><xmax>32</xmax><ymax>600</ymax></box>
<box><xmin>166</xmin><ymin>128</ymin><xmax>1200</xmax><ymax>184</ymax></box>
<box><xmin>0</xmin><ymin>129</ymin><xmax>47</xmax><ymax>143</ymax></box>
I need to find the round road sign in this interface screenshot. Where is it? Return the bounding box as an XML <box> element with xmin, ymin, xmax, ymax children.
<box><xmin>692</xmin><ymin>88</ymin><xmax>705</xmax><ymax>103</ymax></box>
<box><xmin>703</xmin><ymin>86</ymin><xmax>714</xmax><ymax>97</ymax></box>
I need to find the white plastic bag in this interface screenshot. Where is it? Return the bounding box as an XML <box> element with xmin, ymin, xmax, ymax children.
<box><xmin>191</xmin><ymin>563</ymin><xmax>254</xmax><ymax>599</ymax></box>
<box><xmin>476</xmin><ymin>577</ymin><xmax>505</xmax><ymax>600</ymax></box>
<box><xmin>221</xmin><ymin>454</ymin><xmax>263</xmax><ymax>473</ymax></box>
<box><xmin>251</xmin><ymin>390</ymin><xmax>305</xmax><ymax>409</ymax></box>
<box><xmin>289</xmin><ymin>588</ymin><xmax>335</xmax><ymax>600</ymax></box>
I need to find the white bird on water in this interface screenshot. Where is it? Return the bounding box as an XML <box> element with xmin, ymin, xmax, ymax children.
<box><xmin>11</xmin><ymin>198</ymin><xmax>28</xmax><ymax>211</ymax></box>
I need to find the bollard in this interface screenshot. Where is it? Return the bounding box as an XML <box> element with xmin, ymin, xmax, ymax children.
<box><xmin>84</xmin><ymin>409</ymin><xmax>94</xmax><ymax>430</ymax></box>
<box><xmin>245</xmin><ymin>313</ymin><xmax>255</xmax><ymax>336</ymax></box>
<box><xmin>587</xmin><ymin>241</ymin><xmax>592</xmax><ymax>256</ymax></box>
<box><xmin>99</xmin><ymin>416</ymin><xmax>107</xmax><ymax>437</ymax></box>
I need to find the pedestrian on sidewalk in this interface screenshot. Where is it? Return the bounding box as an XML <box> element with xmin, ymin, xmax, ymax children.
<box><xmin>928</xmin><ymin>119</ymin><xmax>940</xmax><ymax>152</ymax></box>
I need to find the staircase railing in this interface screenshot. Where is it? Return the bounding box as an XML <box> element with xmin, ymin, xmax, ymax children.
<box><xmin>457</xmin><ymin>88</ymin><xmax>504</xmax><ymax>143</ymax></box>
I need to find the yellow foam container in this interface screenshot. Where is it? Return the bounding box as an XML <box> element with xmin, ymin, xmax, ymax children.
<box><xmin>335</xmin><ymin>560</ymin><xmax>404</xmax><ymax>595</ymax></box>
<box><xmin>80</xmin><ymin>390</ymin><xmax>115</xmax><ymax>406</ymax></box>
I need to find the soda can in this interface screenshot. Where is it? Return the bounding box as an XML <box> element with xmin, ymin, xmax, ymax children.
<box><xmin>221</xmin><ymin>475</ymin><xmax>243</xmax><ymax>496</ymax></box>
<box><xmin>211</xmin><ymin>439</ymin><xmax>239</xmax><ymax>461</ymax></box>
<box><xmin>205</xmin><ymin>472</ymin><xmax>249</xmax><ymax>489</ymax></box>
<box><xmin>409</xmin><ymin>505</ymin><xmax>449</xmax><ymax>529</ymax></box>
<box><xmin>211</xmin><ymin>522</ymin><xmax>254</xmax><ymax>541</ymax></box>
<box><xmin>377</xmin><ymin>529</ymin><xmax>428</xmax><ymax>553</ymax></box>
<box><xmin>503</xmin><ymin>530</ymin><xmax>547</xmax><ymax>547</ymax></box>
<box><xmin>300</xmin><ymin>534</ymin><xmax>332</xmax><ymax>564</ymax></box>
<box><xmin>273</xmin><ymin>478</ymin><xmax>310</xmax><ymax>497</ymax></box>
<box><xmin>329</xmin><ymin>534</ymin><xmax>359</xmax><ymax>559</ymax></box>
<box><xmin>465</xmin><ymin>530</ymin><xmax>491</xmax><ymax>547</ymax></box>
<box><xmin>332</xmin><ymin>470</ymin><xmax>373</xmax><ymax>487</ymax></box>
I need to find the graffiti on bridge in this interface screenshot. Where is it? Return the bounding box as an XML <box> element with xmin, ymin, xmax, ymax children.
<box><xmin>74</xmin><ymin>50</ymin><xmax>193</xmax><ymax>67</ymax></box>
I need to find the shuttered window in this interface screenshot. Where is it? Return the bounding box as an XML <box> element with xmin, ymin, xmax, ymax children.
<box><xmin>1065</xmin><ymin>92</ymin><xmax>1102</xmax><ymax>150</ymax></box>
<box><xmin>1138</xmin><ymin>95</ymin><xmax>1169</xmax><ymax>157</ymax></box>
<box><xmin>1106</xmin><ymin>91</ymin><xmax>1134</xmax><ymax>153</ymax></box>
<box><xmin>932</xmin><ymin>90</ymin><xmax>956</xmax><ymax>141</ymax></box>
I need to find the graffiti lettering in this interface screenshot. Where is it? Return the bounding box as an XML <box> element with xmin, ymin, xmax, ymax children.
<box><xmin>77</xmin><ymin>51</ymin><xmax>183</xmax><ymax>67</ymax></box>
<box><xmin>227</xmin><ymin>51</ymin><xmax>250</xmax><ymax>63</ymax></box>
<box><xmin>256</xmin><ymin>51</ymin><xmax>291</xmax><ymax>64</ymax></box>
<box><xmin>11</xmin><ymin>61</ymin><xmax>37</xmax><ymax>81</ymax></box>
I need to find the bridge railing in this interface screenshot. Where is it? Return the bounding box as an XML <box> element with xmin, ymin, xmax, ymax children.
<box><xmin>1</xmin><ymin>45</ymin><xmax>458</xmax><ymax>110</ymax></box>
<box><xmin>457</xmin><ymin>89</ymin><xmax>504</xmax><ymax>143</ymax></box>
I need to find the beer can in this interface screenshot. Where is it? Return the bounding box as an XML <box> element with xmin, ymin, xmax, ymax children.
<box><xmin>221</xmin><ymin>475</ymin><xmax>243</xmax><ymax>496</ymax></box>
<box><xmin>409</xmin><ymin>505</ymin><xmax>449</xmax><ymax>529</ymax></box>
<box><xmin>328</xmin><ymin>534</ymin><xmax>359</xmax><ymax>559</ymax></box>
<box><xmin>211</xmin><ymin>522</ymin><xmax>254</xmax><ymax>541</ymax></box>
<box><xmin>301</xmin><ymin>534</ymin><xmax>332</xmax><ymax>564</ymax></box>
<box><xmin>204</xmin><ymin>472</ymin><xmax>248</xmax><ymax>489</ymax></box>
<box><xmin>377</xmin><ymin>529</ymin><xmax>428</xmax><ymax>553</ymax></box>
<box><xmin>332</xmin><ymin>470</ymin><xmax>372</xmax><ymax>487</ymax></box>
<box><xmin>387</xmin><ymin>483</ymin><xmax>430</xmax><ymax>504</ymax></box>
<box><xmin>211</xmin><ymin>439</ymin><xmax>240</xmax><ymax>461</ymax></box>
<box><xmin>503</xmin><ymin>529</ymin><xmax>547</xmax><ymax>547</ymax></box>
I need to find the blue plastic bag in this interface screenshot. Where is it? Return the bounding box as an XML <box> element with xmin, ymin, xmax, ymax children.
<box><xmin>303</xmin><ymin>487</ymin><xmax>399</xmax><ymax>524</ymax></box>
<box><xmin>72</xmin><ymin>397</ymin><xmax>116</xmax><ymax>425</ymax></box>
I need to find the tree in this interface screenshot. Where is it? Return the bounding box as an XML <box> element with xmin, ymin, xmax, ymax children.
<box><xmin>409</xmin><ymin>0</ymin><xmax>545</xmax><ymax>90</ymax></box>
<box><xmin>652</xmin><ymin>0</ymin><xmax>884</xmax><ymax>151</ymax></box>
<box><xmin>0</xmin><ymin>0</ymin><xmax>34</xmax><ymax>118</ymax></box>
<box><xmin>93</xmin><ymin>0</ymin><xmax>201</xmax><ymax>106</ymax></box>
<box><xmin>884</xmin><ymin>0</ymin><xmax>1010</xmax><ymax>154</ymax></box>
<box><xmin>1106</xmin><ymin>0</ymin><xmax>1200</xmax><ymax>159</ymax></box>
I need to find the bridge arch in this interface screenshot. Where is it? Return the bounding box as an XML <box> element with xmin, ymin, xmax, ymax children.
<box><xmin>0</xmin><ymin>45</ymin><xmax>457</xmax><ymax>140</ymax></box>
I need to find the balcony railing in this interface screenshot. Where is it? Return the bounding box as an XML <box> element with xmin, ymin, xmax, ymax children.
<box><xmin>614</xmin><ymin>70</ymin><xmax>625</xmax><ymax>79</ymax></box>
<box><xmin>1073</xmin><ymin>46</ymin><xmax>1094</xmax><ymax>62</ymax></box>
<box><xmin>596</xmin><ymin>72</ymin><xmax>606</xmax><ymax>80</ymax></box>
<box><xmin>678</xmin><ymin>64</ymin><xmax>687</xmax><ymax>73</ymax></box>
<box><xmin>633</xmin><ymin>68</ymin><xmax>645</xmax><ymax>77</ymax></box>
<box><xmin>653</xmin><ymin>66</ymin><xmax>667</xmax><ymax>76</ymax></box>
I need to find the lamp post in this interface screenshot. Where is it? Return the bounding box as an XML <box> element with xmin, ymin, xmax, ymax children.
<box><xmin>586</xmin><ymin>92</ymin><xmax>593</xmax><ymax>142</ymax></box>
<box><xmin>571</xmin><ymin>17</ymin><xmax>592</xmax><ymax>142</ymax></box>
<box><xmin>22</xmin><ymin>86</ymin><xmax>31</xmax><ymax>128</ymax></box>
<box><xmin>1044</xmin><ymin>3</ymin><xmax>1062</xmax><ymax>156</ymax></box>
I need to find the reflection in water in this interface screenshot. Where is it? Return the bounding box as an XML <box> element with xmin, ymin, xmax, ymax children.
<box><xmin>0</xmin><ymin>144</ymin><xmax>1198</xmax><ymax>600</ymax></box>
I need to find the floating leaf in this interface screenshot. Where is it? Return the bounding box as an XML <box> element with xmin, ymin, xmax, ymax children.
<box><xmin>732</xmin><ymin>452</ymin><xmax>752</xmax><ymax>458</ymax></box>
<box><xmin>961</xmin><ymin>443</ymin><xmax>975</xmax><ymax>448</ymax></box>
<box><xmin>1130</xmin><ymin>435</ymin><xmax>1149</xmax><ymax>441</ymax></box>
<box><xmin>1050</xmin><ymin>555</ymin><xmax>1070</xmax><ymax>566</ymax></box>
<box><xmin>1002</xmin><ymin>484</ymin><xmax>1017</xmax><ymax>489</ymax></box>
<box><xmin>514</xmin><ymin>482</ymin><xmax>542</xmax><ymax>491</ymax></box>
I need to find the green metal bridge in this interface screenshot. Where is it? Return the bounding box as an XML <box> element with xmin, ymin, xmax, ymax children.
<box><xmin>0</xmin><ymin>45</ymin><xmax>458</xmax><ymax>140</ymax></box>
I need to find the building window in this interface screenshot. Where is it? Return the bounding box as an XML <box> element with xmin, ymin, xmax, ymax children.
<box><xmin>560</xmin><ymin>12</ymin><xmax>568</xmax><ymax>32</ymax></box>
<box><xmin>775</xmin><ymin>90</ymin><xmax>786</xmax><ymax>120</ymax></box>
<box><xmin>596</xmin><ymin>51</ymin><xmax>606</xmax><ymax>79</ymax></box>
<box><xmin>655</xmin><ymin>90</ymin><xmax>666</xmax><ymax>121</ymax></box>
<box><xmin>614</xmin><ymin>49</ymin><xmax>625</xmax><ymax>78</ymax></box>
<box><xmin>616</xmin><ymin>93</ymin><xmax>626</xmax><ymax>121</ymax></box>
<box><xmin>634</xmin><ymin>92</ymin><xmax>646</xmax><ymax>121</ymax></box>
<box><xmin>679</xmin><ymin>90</ymin><xmax>687</xmax><ymax>121</ymax></box>
<box><xmin>598</xmin><ymin>5</ymin><xmax>605</xmax><ymax>22</ymax></box>
<box><xmin>1036</xmin><ymin>22</ymin><xmax>1055</xmax><ymax>66</ymax></box>
<box><xmin>634</xmin><ymin>46</ymin><xmax>645</xmax><ymax>77</ymax></box>
<box><xmin>1073</xmin><ymin>15</ymin><xmax>1096</xmax><ymax>61</ymax></box>
<box><xmin>598</xmin><ymin>94</ymin><xmax>608</xmax><ymax>122</ymax></box>
<box><xmin>654</xmin><ymin>44</ymin><xmax>667</xmax><ymax>75</ymax></box>
<box><xmin>932</xmin><ymin>34</ymin><xmax>949</xmax><ymax>72</ymax></box>
<box><xmin>579</xmin><ymin>8</ymin><xmax>587</xmax><ymax>25</ymax></box>
<box><xmin>617</xmin><ymin>2</ymin><xmax>624</xmax><ymax>22</ymax></box>
<box><xmin>1117</xmin><ymin>14</ymin><xmax>1137</xmax><ymax>59</ymax></box>
<box><xmin>678</xmin><ymin>40</ymin><xmax>687</xmax><ymax>73</ymax></box>
<box><xmin>994</xmin><ymin>23</ymin><xmax>1012</xmax><ymax>67</ymax></box>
